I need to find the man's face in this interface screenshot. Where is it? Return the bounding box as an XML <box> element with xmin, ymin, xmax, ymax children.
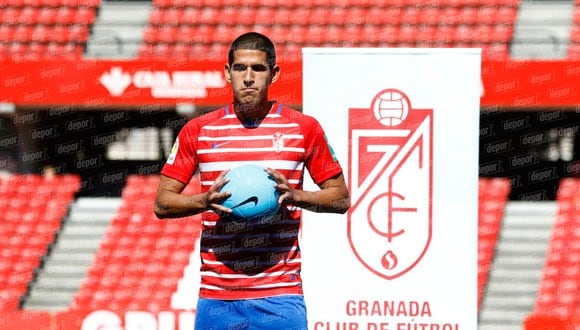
<box><xmin>225</xmin><ymin>49</ymin><xmax>279</xmax><ymax>109</ymax></box>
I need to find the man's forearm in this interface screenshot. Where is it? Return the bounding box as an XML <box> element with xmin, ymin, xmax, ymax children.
<box><xmin>154</xmin><ymin>191</ymin><xmax>209</xmax><ymax>219</ymax></box>
<box><xmin>292</xmin><ymin>187</ymin><xmax>350</xmax><ymax>214</ymax></box>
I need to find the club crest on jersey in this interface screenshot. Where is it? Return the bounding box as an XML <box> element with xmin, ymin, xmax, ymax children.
<box><xmin>272</xmin><ymin>132</ymin><xmax>284</xmax><ymax>152</ymax></box>
<box><xmin>348</xmin><ymin>89</ymin><xmax>433</xmax><ymax>280</ymax></box>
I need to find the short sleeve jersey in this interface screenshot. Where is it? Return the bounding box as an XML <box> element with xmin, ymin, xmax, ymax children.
<box><xmin>161</xmin><ymin>103</ymin><xmax>343</xmax><ymax>300</ymax></box>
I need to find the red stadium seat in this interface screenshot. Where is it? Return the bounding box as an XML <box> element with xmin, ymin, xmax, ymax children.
<box><xmin>46</xmin><ymin>42</ymin><xmax>82</xmax><ymax>59</ymax></box>
<box><xmin>0</xmin><ymin>25</ymin><xmax>14</xmax><ymax>42</ymax></box>
<box><xmin>571</xmin><ymin>25</ymin><xmax>580</xmax><ymax>43</ymax></box>
<box><xmin>22</xmin><ymin>0</ymin><xmax>42</xmax><ymax>6</ymax></box>
<box><xmin>401</xmin><ymin>6</ymin><xmax>422</xmax><ymax>24</ymax></box>
<box><xmin>140</xmin><ymin>0</ymin><xmax>519</xmax><ymax>60</ymax></box>
<box><xmin>73</xmin><ymin>7</ymin><xmax>96</xmax><ymax>24</ymax></box>
<box><xmin>341</xmin><ymin>25</ymin><xmax>363</xmax><ymax>45</ymax></box>
<box><xmin>477</xmin><ymin>6</ymin><xmax>498</xmax><ymax>24</ymax></box>
<box><xmin>20</xmin><ymin>6</ymin><xmax>39</xmax><ymax>24</ymax></box>
<box><xmin>422</xmin><ymin>7</ymin><xmax>442</xmax><ymax>25</ymax></box>
<box><xmin>13</xmin><ymin>25</ymin><xmax>33</xmax><ymax>42</ymax></box>
<box><xmin>199</xmin><ymin>7</ymin><xmax>219</xmax><ymax>25</ymax></box>
<box><xmin>573</xmin><ymin>7</ymin><xmax>580</xmax><ymax>24</ymax></box>
<box><xmin>0</xmin><ymin>174</ymin><xmax>80</xmax><ymax>310</ymax></box>
<box><xmin>36</xmin><ymin>7</ymin><xmax>57</xmax><ymax>25</ymax></box>
<box><xmin>0</xmin><ymin>0</ymin><xmax>24</xmax><ymax>7</ymax></box>
<box><xmin>398</xmin><ymin>25</ymin><xmax>419</xmax><ymax>44</ymax></box>
<box><xmin>31</xmin><ymin>25</ymin><xmax>51</xmax><ymax>43</ymax></box>
<box><xmin>492</xmin><ymin>23</ymin><xmax>514</xmax><ymax>42</ymax></box>
<box><xmin>440</xmin><ymin>7</ymin><xmax>461</xmax><ymax>25</ymax></box>
<box><xmin>496</xmin><ymin>6</ymin><xmax>518</xmax><ymax>23</ymax></box>
<box><xmin>0</xmin><ymin>8</ymin><xmax>21</xmax><ymax>25</ymax></box>
<box><xmin>155</xmin><ymin>25</ymin><xmax>177</xmax><ymax>43</ymax></box>
<box><xmin>179</xmin><ymin>6</ymin><xmax>201</xmax><ymax>25</ymax></box>
<box><xmin>475</xmin><ymin>25</ymin><xmax>494</xmax><ymax>43</ymax></box>
<box><xmin>212</xmin><ymin>24</ymin><xmax>236</xmax><ymax>44</ymax></box>
<box><xmin>50</xmin><ymin>25</ymin><xmax>69</xmax><ymax>43</ymax></box>
<box><xmin>148</xmin><ymin>7</ymin><xmax>164</xmax><ymax>25</ymax></box>
<box><xmin>69</xmin><ymin>24</ymin><xmax>90</xmax><ymax>42</ymax></box>
<box><xmin>71</xmin><ymin>175</ymin><xmax>201</xmax><ymax>311</ymax></box>
<box><xmin>376</xmin><ymin>0</ymin><xmax>408</xmax><ymax>6</ymax></box>
<box><xmin>454</xmin><ymin>24</ymin><xmax>476</xmax><ymax>43</ymax></box>
<box><xmin>75</xmin><ymin>0</ymin><xmax>101</xmax><ymax>8</ymax></box>
<box><xmin>170</xmin><ymin>43</ymin><xmax>188</xmax><ymax>58</ymax></box>
<box><xmin>55</xmin><ymin>6</ymin><xmax>75</xmax><ymax>24</ymax></box>
<box><xmin>529</xmin><ymin>178</ymin><xmax>580</xmax><ymax>318</ymax></box>
<box><xmin>40</xmin><ymin>0</ymin><xmax>63</xmax><ymax>7</ymax></box>
<box><xmin>152</xmin><ymin>0</ymin><xmax>173</xmax><ymax>8</ymax></box>
<box><xmin>142</xmin><ymin>25</ymin><xmax>159</xmax><ymax>43</ymax></box>
<box><xmin>477</xmin><ymin>177</ymin><xmax>510</xmax><ymax>310</ymax></box>
<box><xmin>0</xmin><ymin>0</ymin><xmax>99</xmax><ymax>58</ymax></box>
<box><xmin>137</xmin><ymin>44</ymin><xmax>155</xmax><ymax>59</ymax></box>
<box><xmin>163</xmin><ymin>8</ymin><xmax>182</xmax><ymax>24</ymax></box>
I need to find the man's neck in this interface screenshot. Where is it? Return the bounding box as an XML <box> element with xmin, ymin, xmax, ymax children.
<box><xmin>233</xmin><ymin>101</ymin><xmax>275</xmax><ymax>124</ymax></box>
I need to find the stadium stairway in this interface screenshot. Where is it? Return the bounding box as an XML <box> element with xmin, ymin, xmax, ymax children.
<box><xmin>85</xmin><ymin>1</ymin><xmax>150</xmax><ymax>59</ymax></box>
<box><xmin>478</xmin><ymin>201</ymin><xmax>557</xmax><ymax>330</ymax></box>
<box><xmin>22</xmin><ymin>197</ymin><xmax>122</xmax><ymax>311</ymax></box>
<box><xmin>511</xmin><ymin>0</ymin><xmax>574</xmax><ymax>59</ymax></box>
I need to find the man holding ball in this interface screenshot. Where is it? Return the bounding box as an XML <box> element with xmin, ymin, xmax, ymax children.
<box><xmin>154</xmin><ymin>32</ymin><xmax>350</xmax><ymax>329</ymax></box>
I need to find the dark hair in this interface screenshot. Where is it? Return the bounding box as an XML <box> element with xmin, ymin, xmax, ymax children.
<box><xmin>228</xmin><ymin>32</ymin><xmax>276</xmax><ymax>70</ymax></box>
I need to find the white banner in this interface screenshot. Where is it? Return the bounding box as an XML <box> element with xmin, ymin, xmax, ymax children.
<box><xmin>301</xmin><ymin>48</ymin><xmax>481</xmax><ymax>330</ymax></box>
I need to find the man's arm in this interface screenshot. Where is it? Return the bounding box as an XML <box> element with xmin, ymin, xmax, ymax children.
<box><xmin>154</xmin><ymin>173</ymin><xmax>232</xmax><ymax>219</ymax></box>
<box><xmin>266</xmin><ymin>168</ymin><xmax>350</xmax><ymax>214</ymax></box>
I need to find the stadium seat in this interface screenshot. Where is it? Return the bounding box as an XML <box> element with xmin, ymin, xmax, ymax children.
<box><xmin>183</xmin><ymin>7</ymin><xmax>207</xmax><ymax>25</ymax></box>
<box><xmin>71</xmin><ymin>175</ymin><xmax>201</xmax><ymax>311</ymax></box>
<box><xmin>152</xmin><ymin>0</ymin><xmax>173</xmax><ymax>8</ymax></box>
<box><xmin>40</xmin><ymin>0</ymin><xmax>62</xmax><ymax>7</ymax></box>
<box><xmin>529</xmin><ymin>178</ymin><xmax>580</xmax><ymax>318</ymax></box>
<box><xmin>139</xmin><ymin>0</ymin><xmax>521</xmax><ymax>61</ymax></box>
<box><xmin>0</xmin><ymin>8</ymin><xmax>21</xmax><ymax>25</ymax></box>
<box><xmin>55</xmin><ymin>6</ymin><xmax>74</xmax><ymax>24</ymax></box>
<box><xmin>36</xmin><ymin>7</ymin><xmax>57</xmax><ymax>25</ymax></box>
<box><xmin>148</xmin><ymin>7</ymin><xmax>164</xmax><ymax>25</ymax></box>
<box><xmin>13</xmin><ymin>26</ymin><xmax>33</xmax><ymax>42</ymax></box>
<box><xmin>163</xmin><ymin>7</ymin><xmax>182</xmax><ymax>24</ymax></box>
<box><xmin>74</xmin><ymin>7</ymin><xmax>96</xmax><ymax>24</ymax></box>
<box><xmin>0</xmin><ymin>25</ymin><xmax>14</xmax><ymax>42</ymax></box>
<box><xmin>0</xmin><ymin>174</ymin><xmax>80</xmax><ymax>310</ymax></box>
<box><xmin>31</xmin><ymin>25</ymin><xmax>52</xmax><ymax>43</ymax></box>
<box><xmin>20</xmin><ymin>7</ymin><xmax>39</xmax><ymax>24</ymax></box>
<box><xmin>0</xmin><ymin>0</ymin><xmax>99</xmax><ymax>58</ymax></box>
<box><xmin>477</xmin><ymin>177</ymin><xmax>511</xmax><ymax>310</ymax></box>
<box><xmin>496</xmin><ymin>6</ymin><xmax>518</xmax><ymax>23</ymax></box>
<box><xmin>156</xmin><ymin>25</ymin><xmax>178</xmax><ymax>43</ymax></box>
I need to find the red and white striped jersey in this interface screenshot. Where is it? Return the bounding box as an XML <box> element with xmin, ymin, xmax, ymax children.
<box><xmin>161</xmin><ymin>103</ymin><xmax>343</xmax><ymax>300</ymax></box>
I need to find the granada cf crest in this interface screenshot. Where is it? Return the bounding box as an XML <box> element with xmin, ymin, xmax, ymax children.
<box><xmin>348</xmin><ymin>89</ymin><xmax>433</xmax><ymax>280</ymax></box>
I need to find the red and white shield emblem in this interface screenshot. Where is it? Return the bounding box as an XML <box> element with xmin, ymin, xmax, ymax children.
<box><xmin>348</xmin><ymin>89</ymin><xmax>433</xmax><ymax>280</ymax></box>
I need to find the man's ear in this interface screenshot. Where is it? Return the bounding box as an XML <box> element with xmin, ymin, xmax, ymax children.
<box><xmin>270</xmin><ymin>65</ymin><xmax>280</xmax><ymax>84</ymax></box>
<box><xmin>224</xmin><ymin>64</ymin><xmax>231</xmax><ymax>83</ymax></box>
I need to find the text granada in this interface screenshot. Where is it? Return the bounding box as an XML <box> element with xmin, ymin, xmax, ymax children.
<box><xmin>346</xmin><ymin>300</ymin><xmax>432</xmax><ymax>317</ymax></box>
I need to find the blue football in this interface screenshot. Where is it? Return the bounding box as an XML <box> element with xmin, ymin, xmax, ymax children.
<box><xmin>220</xmin><ymin>164</ymin><xmax>280</xmax><ymax>219</ymax></box>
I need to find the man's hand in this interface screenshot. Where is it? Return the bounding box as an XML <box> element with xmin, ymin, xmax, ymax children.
<box><xmin>265</xmin><ymin>167</ymin><xmax>295</xmax><ymax>205</ymax></box>
<box><xmin>265</xmin><ymin>167</ymin><xmax>350</xmax><ymax>214</ymax></box>
<box><xmin>205</xmin><ymin>169</ymin><xmax>233</xmax><ymax>214</ymax></box>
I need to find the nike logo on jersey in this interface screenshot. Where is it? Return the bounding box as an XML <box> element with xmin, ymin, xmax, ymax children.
<box><xmin>232</xmin><ymin>196</ymin><xmax>259</xmax><ymax>209</ymax></box>
<box><xmin>212</xmin><ymin>142</ymin><xmax>230</xmax><ymax>149</ymax></box>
